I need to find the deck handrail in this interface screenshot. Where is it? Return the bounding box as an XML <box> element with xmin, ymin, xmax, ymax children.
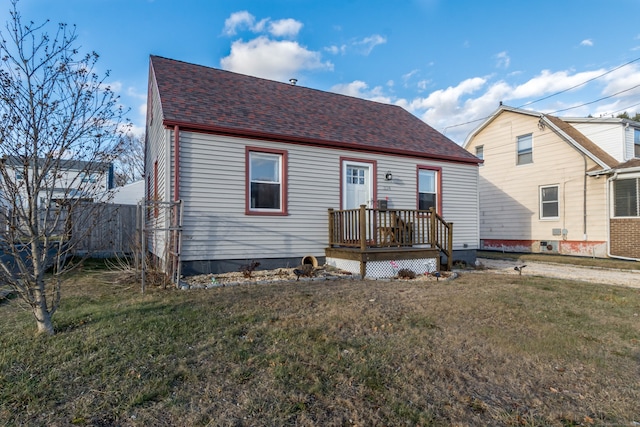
<box><xmin>328</xmin><ymin>205</ymin><xmax>454</xmax><ymax>270</ymax></box>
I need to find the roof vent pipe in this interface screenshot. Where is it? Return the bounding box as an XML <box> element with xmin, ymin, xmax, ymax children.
<box><xmin>289</xmin><ymin>78</ymin><xmax>297</xmax><ymax>85</ymax></box>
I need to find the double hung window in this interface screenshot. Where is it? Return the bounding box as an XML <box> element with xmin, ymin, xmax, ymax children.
<box><xmin>247</xmin><ymin>148</ymin><xmax>287</xmax><ymax>215</ymax></box>
<box><xmin>517</xmin><ymin>134</ymin><xmax>533</xmax><ymax>165</ymax></box>
<box><xmin>540</xmin><ymin>185</ymin><xmax>559</xmax><ymax>219</ymax></box>
<box><xmin>418</xmin><ymin>168</ymin><xmax>438</xmax><ymax>211</ymax></box>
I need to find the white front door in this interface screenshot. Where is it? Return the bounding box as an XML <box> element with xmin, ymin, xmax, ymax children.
<box><xmin>344</xmin><ymin>162</ymin><xmax>373</xmax><ymax>210</ymax></box>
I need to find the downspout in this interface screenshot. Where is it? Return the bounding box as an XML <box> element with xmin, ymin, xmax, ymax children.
<box><xmin>582</xmin><ymin>153</ymin><xmax>587</xmax><ymax>240</ymax></box>
<box><xmin>606</xmin><ymin>172</ymin><xmax>640</xmax><ymax>261</ymax></box>
<box><xmin>172</xmin><ymin>125</ymin><xmax>182</xmax><ymax>283</ymax></box>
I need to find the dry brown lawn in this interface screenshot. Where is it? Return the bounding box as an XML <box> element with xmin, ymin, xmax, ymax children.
<box><xmin>1</xmin><ymin>267</ymin><xmax>639</xmax><ymax>426</ymax></box>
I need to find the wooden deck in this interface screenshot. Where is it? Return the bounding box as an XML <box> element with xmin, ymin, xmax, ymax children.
<box><xmin>326</xmin><ymin>206</ymin><xmax>453</xmax><ymax>277</ymax></box>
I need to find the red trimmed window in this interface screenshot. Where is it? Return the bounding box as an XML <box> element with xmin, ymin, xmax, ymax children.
<box><xmin>246</xmin><ymin>147</ymin><xmax>288</xmax><ymax>215</ymax></box>
<box><xmin>417</xmin><ymin>166</ymin><xmax>441</xmax><ymax>213</ymax></box>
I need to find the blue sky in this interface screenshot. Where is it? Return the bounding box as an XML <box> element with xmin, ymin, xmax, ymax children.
<box><xmin>3</xmin><ymin>0</ymin><xmax>640</xmax><ymax>143</ymax></box>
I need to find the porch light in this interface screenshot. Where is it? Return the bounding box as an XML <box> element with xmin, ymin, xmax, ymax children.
<box><xmin>385</xmin><ymin>171</ymin><xmax>393</xmax><ymax>181</ymax></box>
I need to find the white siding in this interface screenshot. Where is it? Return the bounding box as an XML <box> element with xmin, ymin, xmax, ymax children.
<box><xmin>568</xmin><ymin>121</ymin><xmax>626</xmax><ymax>161</ymax></box>
<box><xmin>177</xmin><ymin>132</ymin><xmax>479</xmax><ymax>261</ymax></box>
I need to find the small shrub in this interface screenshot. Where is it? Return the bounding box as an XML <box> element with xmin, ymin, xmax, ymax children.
<box><xmin>240</xmin><ymin>261</ymin><xmax>261</xmax><ymax>278</ymax></box>
<box><xmin>397</xmin><ymin>268</ymin><xmax>416</xmax><ymax>279</ymax></box>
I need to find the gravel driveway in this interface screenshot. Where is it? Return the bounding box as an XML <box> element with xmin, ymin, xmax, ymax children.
<box><xmin>475</xmin><ymin>258</ymin><xmax>640</xmax><ymax>289</ymax></box>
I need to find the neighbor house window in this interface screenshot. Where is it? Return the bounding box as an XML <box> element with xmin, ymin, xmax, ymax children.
<box><xmin>634</xmin><ymin>129</ymin><xmax>640</xmax><ymax>158</ymax></box>
<box><xmin>613</xmin><ymin>178</ymin><xmax>639</xmax><ymax>217</ymax></box>
<box><xmin>517</xmin><ymin>133</ymin><xmax>533</xmax><ymax>165</ymax></box>
<box><xmin>247</xmin><ymin>147</ymin><xmax>287</xmax><ymax>215</ymax></box>
<box><xmin>15</xmin><ymin>171</ymin><xmax>23</xmax><ymax>180</ymax></box>
<box><xmin>80</xmin><ymin>173</ymin><xmax>97</xmax><ymax>183</ymax></box>
<box><xmin>540</xmin><ymin>185</ymin><xmax>559</xmax><ymax>219</ymax></box>
<box><xmin>475</xmin><ymin>145</ymin><xmax>484</xmax><ymax>165</ymax></box>
<box><xmin>418</xmin><ymin>167</ymin><xmax>440</xmax><ymax>212</ymax></box>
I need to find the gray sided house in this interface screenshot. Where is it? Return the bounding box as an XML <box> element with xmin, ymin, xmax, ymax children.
<box><xmin>145</xmin><ymin>56</ymin><xmax>481</xmax><ymax>277</ymax></box>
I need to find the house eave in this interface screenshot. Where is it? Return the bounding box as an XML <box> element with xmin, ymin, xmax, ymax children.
<box><xmin>164</xmin><ymin>119</ymin><xmax>482</xmax><ymax>166</ymax></box>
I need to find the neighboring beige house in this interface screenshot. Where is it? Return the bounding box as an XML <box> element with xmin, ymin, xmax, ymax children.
<box><xmin>464</xmin><ymin>105</ymin><xmax>640</xmax><ymax>260</ymax></box>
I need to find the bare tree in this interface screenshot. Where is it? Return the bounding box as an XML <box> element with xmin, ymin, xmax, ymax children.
<box><xmin>114</xmin><ymin>132</ymin><xmax>144</xmax><ymax>186</ymax></box>
<box><xmin>0</xmin><ymin>1</ymin><xmax>129</xmax><ymax>335</ymax></box>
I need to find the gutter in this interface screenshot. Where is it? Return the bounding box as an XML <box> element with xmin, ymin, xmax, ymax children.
<box><xmin>606</xmin><ymin>172</ymin><xmax>640</xmax><ymax>261</ymax></box>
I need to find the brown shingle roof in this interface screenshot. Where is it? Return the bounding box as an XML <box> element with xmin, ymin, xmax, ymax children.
<box><xmin>150</xmin><ymin>55</ymin><xmax>479</xmax><ymax>164</ymax></box>
<box><xmin>615</xmin><ymin>158</ymin><xmax>640</xmax><ymax>169</ymax></box>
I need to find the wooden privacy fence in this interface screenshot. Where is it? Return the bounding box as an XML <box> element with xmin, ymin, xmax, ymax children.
<box><xmin>1</xmin><ymin>202</ymin><xmax>138</xmax><ymax>259</ymax></box>
<box><xmin>68</xmin><ymin>202</ymin><xmax>138</xmax><ymax>256</ymax></box>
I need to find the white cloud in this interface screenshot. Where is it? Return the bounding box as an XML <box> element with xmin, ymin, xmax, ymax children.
<box><xmin>354</xmin><ymin>34</ymin><xmax>387</xmax><ymax>55</ymax></box>
<box><xmin>408</xmin><ymin>77</ymin><xmax>487</xmax><ymax>111</ymax></box>
<box><xmin>580</xmin><ymin>39</ymin><xmax>594</xmax><ymax>47</ymax></box>
<box><xmin>330</xmin><ymin>80</ymin><xmax>392</xmax><ymax>104</ymax></box>
<box><xmin>269</xmin><ymin>18</ymin><xmax>303</xmax><ymax>37</ymax></box>
<box><xmin>402</xmin><ymin>69</ymin><xmax>419</xmax><ymax>82</ymax></box>
<box><xmin>495</xmin><ymin>51</ymin><xmax>510</xmax><ymax>68</ymax></box>
<box><xmin>325</xmin><ymin>44</ymin><xmax>347</xmax><ymax>55</ymax></box>
<box><xmin>220</xmin><ymin>36</ymin><xmax>333</xmax><ymax>82</ymax></box>
<box><xmin>417</xmin><ymin>80</ymin><xmax>430</xmax><ymax>91</ymax></box>
<box><xmin>224</xmin><ymin>12</ymin><xmax>303</xmax><ymax>38</ymax></box>
<box><xmin>223</xmin><ymin>11</ymin><xmax>255</xmax><ymax>36</ymax></box>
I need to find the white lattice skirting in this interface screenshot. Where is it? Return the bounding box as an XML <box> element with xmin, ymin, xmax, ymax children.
<box><xmin>327</xmin><ymin>257</ymin><xmax>438</xmax><ymax>279</ymax></box>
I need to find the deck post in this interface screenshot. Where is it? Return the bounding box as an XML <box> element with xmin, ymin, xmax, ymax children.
<box><xmin>447</xmin><ymin>222</ymin><xmax>454</xmax><ymax>271</ymax></box>
<box><xmin>359</xmin><ymin>205</ymin><xmax>367</xmax><ymax>251</ymax></box>
<box><xmin>359</xmin><ymin>205</ymin><xmax>367</xmax><ymax>278</ymax></box>
<box><xmin>429</xmin><ymin>207</ymin><xmax>436</xmax><ymax>247</ymax></box>
<box><xmin>328</xmin><ymin>208</ymin><xmax>334</xmax><ymax>247</ymax></box>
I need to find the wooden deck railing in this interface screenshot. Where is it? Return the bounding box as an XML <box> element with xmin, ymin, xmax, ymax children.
<box><xmin>328</xmin><ymin>205</ymin><xmax>453</xmax><ymax>270</ymax></box>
